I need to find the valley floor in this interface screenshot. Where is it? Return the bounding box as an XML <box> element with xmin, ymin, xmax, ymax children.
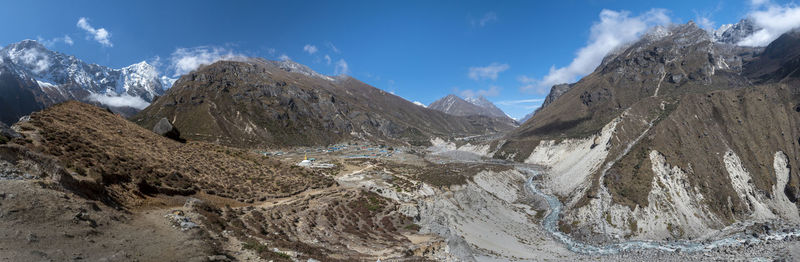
<box><xmin>2</xmin><ymin>142</ymin><xmax>800</xmax><ymax>261</ymax></box>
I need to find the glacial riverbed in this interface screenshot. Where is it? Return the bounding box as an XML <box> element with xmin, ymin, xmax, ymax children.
<box><xmin>517</xmin><ymin>165</ymin><xmax>800</xmax><ymax>255</ymax></box>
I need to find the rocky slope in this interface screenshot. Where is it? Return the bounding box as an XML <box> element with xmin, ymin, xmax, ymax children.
<box><xmin>0</xmin><ymin>101</ymin><xmax>437</xmax><ymax>261</ymax></box>
<box><xmin>0</xmin><ymin>40</ymin><xmax>166</xmax><ymax>124</ymax></box>
<box><xmin>132</xmin><ymin>59</ymin><xmax>515</xmax><ymax>148</ymax></box>
<box><xmin>744</xmin><ymin>29</ymin><xmax>800</xmax><ymax>84</ymax></box>
<box><xmin>492</xmin><ymin>21</ymin><xmax>800</xmax><ymax>243</ymax></box>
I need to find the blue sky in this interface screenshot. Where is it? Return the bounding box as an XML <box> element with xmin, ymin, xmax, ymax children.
<box><xmin>1</xmin><ymin>0</ymin><xmax>795</xmax><ymax>119</ymax></box>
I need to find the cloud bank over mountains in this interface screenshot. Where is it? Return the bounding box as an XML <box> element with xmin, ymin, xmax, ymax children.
<box><xmin>738</xmin><ymin>1</ymin><xmax>800</xmax><ymax>46</ymax></box>
<box><xmin>520</xmin><ymin>8</ymin><xmax>671</xmax><ymax>94</ymax></box>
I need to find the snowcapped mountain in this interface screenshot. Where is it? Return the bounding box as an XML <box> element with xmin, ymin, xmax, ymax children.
<box><xmin>464</xmin><ymin>96</ymin><xmax>508</xmax><ymax>118</ymax></box>
<box><xmin>0</xmin><ymin>39</ymin><xmax>166</xmax><ymax>124</ymax></box>
<box><xmin>713</xmin><ymin>19</ymin><xmax>759</xmax><ymax>45</ymax></box>
<box><xmin>428</xmin><ymin>94</ymin><xmax>512</xmax><ymax>121</ymax></box>
<box><xmin>116</xmin><ymin>61</ymin><xmax>163</xmax><ymax>100</ymax></box>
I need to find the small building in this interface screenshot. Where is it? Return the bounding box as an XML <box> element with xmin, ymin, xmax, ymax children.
<box><xmin>298</xmin><ymin>154</ymin><xmax>312</xmax><ymax>167</ymax></box>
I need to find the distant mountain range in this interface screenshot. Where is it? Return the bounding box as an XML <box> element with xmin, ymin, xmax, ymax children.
<box><xmin>0</xmin><ymin>40</ymin><xmax>167</xmax><ymax>124</ymax></box>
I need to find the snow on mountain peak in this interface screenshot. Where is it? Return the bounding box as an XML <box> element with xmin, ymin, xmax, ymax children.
<box><xmin>3</xmin><ymin>40</ymin><xmax>52</xmax><ymax>73</ymax></box>
<box><xmin>117</xmin><ymin>61</ymin><xmax>162</xmax><ymax>100</ymax></box>
<box><xmin>0</xmin><ymin>40</ymin><xmax>166</xmax><ymax>108</ymax></box>
<box><xmin>464</xmin><ymin>95</ymin><xmax>492</xmax><ymax>108</ymax></box>
<box><xmin>713</xmin><ymin>19</ymin><xmax>760</xmax><ymax>45</ymax></box>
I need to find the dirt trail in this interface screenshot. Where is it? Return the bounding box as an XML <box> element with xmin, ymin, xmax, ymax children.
<box><xmin>0</xmin><ymin>180</ymin><xmax>214</xmax><ymax>262</ymax></box>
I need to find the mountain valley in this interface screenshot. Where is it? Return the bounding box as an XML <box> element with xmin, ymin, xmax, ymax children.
<box><xmin>2</xmin><ymin>7</ymin><xmax>800</xmax><ymax>262</ymax></box>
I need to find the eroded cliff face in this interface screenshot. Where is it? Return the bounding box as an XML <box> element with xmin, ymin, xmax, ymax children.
<box><xmin>495</xmin><ymin>22</ymin><xmax>800</xmax><ymax>242</ymax></box>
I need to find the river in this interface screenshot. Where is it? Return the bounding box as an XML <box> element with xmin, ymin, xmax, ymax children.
<box><xmin>516</xmin><ymin>165</ymin><xmax>800</xmax><ymax>255</ymax></box>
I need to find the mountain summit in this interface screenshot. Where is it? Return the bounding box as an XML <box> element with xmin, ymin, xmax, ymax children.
<box><xmin>428</xmin><ymin>94</ymin><xmax>511</xmax><ymax>121</ymax></box>
<box><xmin>713</xmin><ymin>19</ymin><xmax>760</xmax><ymax>45</ymax></box>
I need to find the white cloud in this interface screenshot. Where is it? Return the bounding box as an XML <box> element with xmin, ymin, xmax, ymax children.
<box><xmin>751</xmin><ymin>0</ymin><xmax>769</xmax><ymax>7</ymax></box>
<box><xmin>77</xmin><ymin>17</ymin><xmax>112</xmax><ymax>47</ymax></box>
<box><xmin>278</xmin><ymin>54</ymin><xmax>290</xmax><ymax>61</ymax></box>
<box><xmin>63</xmin><ymin>35</ymin><xmax>74</xmax><ymax>45</ymax></box>
<box><xmin>520</xmin><ymin>9</ymin><xmax>670</xmax><ymax>93</ymax></box>
<box><xmin>168</xmin><ymin>46</ymin><xmax>245</xmax><ymax>77</ymax></box>
<box><xmin>472</xmin><ymin>12</ymin><xmax>498</xmax><ymax>27</ymax></box>
<box><xmin>696</xmin><ymin>16</ymin><xmax>716</xmax><ymax>31</ymax></box>
<box><xmin>17</xmin><ymin>47</ymin><xmax>52</xmax><ymax>73</ymax></box>
<box><xmin>412</xmin><ymin>101</ymin><xmax>426</xmax><ymax>107</ymax></box>
<box><xmin>160</xmin><ymin>75</ymin><xmax>177</xmax><ymax>89</ymax></box>
<box><xmin>303</xmin><ymin>44</ymin><xmax>318</xmax><ymax>55</ymax></box>
<box><xmin>455</xmin><ymin>85</ymin><xmax>501</xmax><ymax>98</ymax></box>
<box><xmin>327</xmin><ymin>42</ymin><xmax>340</xmax><ymax>53</ymax></box>
<box><xmin>479</xmin><ymin>12</ymin><xmax>497</xmax><ymax>27</ymax></box>
<box><xmin>738</xmin><ymin>2</ymin><xmax>800</xmax><ymax>46</ymax></box>
<box><xmin>496</xmin><ymin>98</ymin><xmax>545</xmax><ymax>106</ymax></box>
<box><xmin>334</xmin><ymin>59</ymin><xmax>349</xmax><ymax>75</ymax></box>
<box><xmin>324</xmin><ymin>54</ymin><xmax>332</xmax><ymax>65</ymax></box>
<box><xmin>88</xmin><ymin>93</ymin><xmax>150</xmax><ymax>110</ymax></box>
<box><xmin>37</xmin><ymin>35</ymin><xmax>73</xmax><ymax>47</ymax></box>
<box><xmin>468</xmin><ymin>62</ymin><xmax>509</xmax><ymax>80</ymax></box>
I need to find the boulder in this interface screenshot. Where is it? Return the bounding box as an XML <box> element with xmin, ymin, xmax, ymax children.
<box><xmin>0</xmin><ymin>122</ymin><xmax>20</xmax><ymax>144</ymax></box>
<box><xmin>153</xmin><ymin>118</ymin><xmax>185</xmax><ymax>143</ymax></box>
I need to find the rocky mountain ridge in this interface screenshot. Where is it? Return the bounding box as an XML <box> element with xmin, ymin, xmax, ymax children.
<box><xmin>132</xmin><ymin>58</ymin><xmax>516</xmax><ymax>148</ymax></box>
<box><xmin>0</xmin><ymin>40</ymin><xmax>166</xmax><ymax>124</ymax></box>
<box><xmin>490</xmin><ymin>21</ymin><xmax>800</xmax><ymax>243</ymax></box>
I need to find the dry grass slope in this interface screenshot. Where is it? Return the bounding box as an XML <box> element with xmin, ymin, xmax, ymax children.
<box><xmin>15</xmin><ymin>101</ymin><xmax>333</xmax><ymax>207</ymax></box>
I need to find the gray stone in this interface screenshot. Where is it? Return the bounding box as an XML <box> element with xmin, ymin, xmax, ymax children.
<box><xmin>152</xmin><ymin>118</ymin><xmax>184</xmax><ymax>142</ymax></box>
<box><xmin>0</xmin><ymin>122</ymin><xmax>20</xmax><ymax>143</ymax></box>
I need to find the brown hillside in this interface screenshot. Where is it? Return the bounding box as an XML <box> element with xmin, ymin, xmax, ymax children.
<box><xmin>13</xmin><ymin>101</ymin><xmax>333</xmax><ymax>206</ymax></box>
<box><xmin>132</xmin><ymin>59</ymin><xmax>514</xmax><ymax>148</ymax></box>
